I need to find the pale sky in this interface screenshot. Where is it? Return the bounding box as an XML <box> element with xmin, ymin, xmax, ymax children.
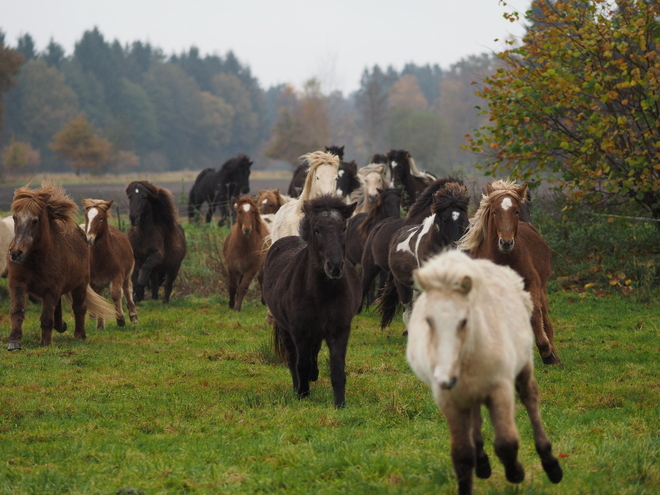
<box><xmin>2</xmin><ymin>0</ymin><xmax>530</xmax><ymax>94</ymax></box>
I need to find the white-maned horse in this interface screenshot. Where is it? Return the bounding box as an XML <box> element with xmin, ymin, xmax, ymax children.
<box><xmin>349</xmin><ymin>163</ymin><xmax>388</xmax><ymax>215</ymax></box>
<box><xmin>406</xmin><ymin>250</ymin><xmax>563</xmax><ymax>495</ymax></box>
<box><xmin>269</xmin><ymin>151</ymin><xmax>341</xmax><ymax>243</ymax></box>
<box><xmin>0</xmin><ymin>216</ymin><xmax>14</xmax><ymax>277</ymax></box>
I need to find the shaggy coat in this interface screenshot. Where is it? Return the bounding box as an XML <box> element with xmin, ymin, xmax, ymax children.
<box><xmin>387</xmin><ymin>149</ymin><xmax>436</xmax><ymax>208</ymax></box>
<box><xmin>223</xmin><ymin>197</ymin><xmax>268</xmax><ymax>311</ymax></box>
<box><xmin>407</xmin><ymin>250</ymin><xmax>563</xmax><ymax>494</ymax></box>
<box><xmin>7</xmin><ymin>183</ymin><xmax>114</xmax><ymax>349</ymax></box>
<box><xmin>83</xmin><ymin>199</ymin><xmax>138</xmax><ymax>329</ymax></box>
<box><xmin>262</xmin><ymin>195</ymin><xmax>359</xmax><ymax>408</ymax></box>
<box><xmin>256</xmin><ymin>189</ymin><xmax>291</xmax><ymax>215</ymax></box>
<box><xmin>127</xmin><ymin>181</ymin><xmax>187</xmax><ymax>303</ymax></box>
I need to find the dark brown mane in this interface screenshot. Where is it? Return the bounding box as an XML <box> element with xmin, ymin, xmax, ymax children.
<box><xmin>127</xmin><ymin>181</ymin><xmax>179</xmax><ymax>231</ymax></box>
<box><xmin>12</xmin><ymin>183</ymin><xmax>78</xmax><ymax>225</ymax></box>
<box><xmin>406</xmin><ymin>177</ymin><xmax>463</xmax><ymax>223</ymax></box>
<box><xmin>431</xmin><ymin>182</ymin><xmax>470</xmax><ymax>215</ymax></box>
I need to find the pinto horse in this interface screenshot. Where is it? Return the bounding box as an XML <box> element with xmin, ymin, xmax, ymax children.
<box><xmin>387</xmin><ymin>149</ymin><xmax>436</xmax><ymax>209</ymax></box>
<box><xmin>378</xmin><ymin>181</ymin><xmax>470</xmax><ymax>330</ymax></box>
<box><xmin>457</xmin><ymin>179</ymin><xmax>559</xmax><ymax>364</ymax></box>
<box><xmin>7</xmin><ymin>183</ymin><xmax>114</xmax><ymax>350</ymax></box>
<box><xmin>223</xmin><ymin>197</ymin><xmax>268</xmax><ymax>311</ymax></box>
<box><xmin>127</xmin><ymin>181</ymin><xmax>187</xmax><ymax>303</ymax></box>
<box><xmin>188</xmin><ymin>154</ymin><xmax>252</xmax><ymax>225</ymax></box>
<box><xmin>83</xmin><ymin>199</ymin><xmax>138</xmax><ymax>329</ymax></box>
<box><xmin>262</xmin><ymin>195</ymin><xmax>359</xmax><ymax>408</ymax></box>
<box><xmin>407</xmin><ymin>250</ymin><xmax>563</xmax><ymax>494</ymax></box>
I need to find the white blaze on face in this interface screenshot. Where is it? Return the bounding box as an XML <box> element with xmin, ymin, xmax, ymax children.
<box><xmin>261</xmin><ymin>199</ymin><xmax>268</xmax><ymax>204</ymax></box>
<box><xmin>242</xmin><ymin>203</ymin><xmax>251</xmax><ymax>213</ymax></box>
<box><xmin>391</xmin><ymin>160</ymin><xmax>398</xmax><ymax>169</ymax></box>
<box><xmin>86</xmin><ymin>208</ymin><xmax>99</xmax><ymax>234</ymax></box>
<box><xmin>501</xmin><ymin>197</ymin><xmax>513</xmax><ymax>211</ymax></box>
<box><xmin>452</xmin><ymin>211</ymin><xmax>460</xmax><ymax>222</ymax></box>
<box><xmin>135</xmin><ymin>188</ymin><xmax>139</xmax><ymax>194</ymax></box>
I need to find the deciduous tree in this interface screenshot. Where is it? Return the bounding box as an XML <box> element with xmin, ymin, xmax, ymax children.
<box><xmin>51</xmin><ymin>114</ymin><xmax>112</xmax><ymax>174</ymax></box>
<box><xmin>0</xmin><ymin>32</ymin><xmax>23</xmax><ymax>133</ymax></box>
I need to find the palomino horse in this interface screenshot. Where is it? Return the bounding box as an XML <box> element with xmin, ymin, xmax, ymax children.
<box><xmin>7</xmin><ymin>183</ymin><xmax>114</xmax><ymax>350</ymax></box>
<box><xmin>387</xmin><ymin>149</ymin><xmax>436</xmax><ymax>209</ymax></box>
<box><xmin>349</xmin><ymin>163</ymin><xmax>389</xmax><ymax>215</ymax></box>
<box><xmin>407</xmin><ymin>250</ymin><xmax>563</xmax><ymax>495</ymax></box>
<box><xmin>457</xmin><ymin>180</ymin><xmax>559</xmax><ymax>364</ymax></box>
<box><xmin>378</xmin><ymin>181</ymin><xmax>470</xmax><ymax>330</ymax></box>
<box><xmin>269</xmin><ymin>151</ymin><xmax>341</xmax><ymax>243</ymax></box>
<box><xmin>360</xmin><ymin>178</ymin><xmax>463</xmax><ymax>309</ymax></box>
<box><xmin>83</xmin><ymin>199</ymin><xmax>138</xmax><ymax>329</ymax></box>
<box><xmin>223</xmin><ymin>197</ymin><xmax>268</xmax><ymax>311</ymax></box>
<box><xmin>0</xmin><ymin>216</ymin><xmax>13</xmax><ymax>277</ymax></box>
<box><xmin>127</xmin><ymin>181</ymin><xmax>187</xmax><ymax>303</ymax></box>
<box><xmin>262</xmin><ymin>195</ymin><xmax>359</xmax><ymax>408</ymax></box>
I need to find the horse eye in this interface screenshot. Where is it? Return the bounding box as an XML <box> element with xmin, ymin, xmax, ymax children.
<box><xmin>458</xmin><ymin>318</ymin><xmax>468</xmax><ymax>330</ymax></box>
<box><xmin>314</xmin><ymin>229</ymin><xmax>320</xmax><ymax>235</ymax></box>
<box><xmin>31</xmin><ymin>218</ymin><xmax>38</xmax><ymax>226</ymax></box>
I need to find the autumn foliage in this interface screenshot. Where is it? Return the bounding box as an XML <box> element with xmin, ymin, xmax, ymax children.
<box><xmin>51</xmin><ymin>114</ymin><xmax>112</xmax><ymax>174</ymax></box>
<box><xmin>468</xmin><ymin>0</ymin><xmax>660</xmax><ymax>220</ymax></box>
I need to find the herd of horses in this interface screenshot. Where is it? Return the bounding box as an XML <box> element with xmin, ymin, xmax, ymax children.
<box><xmin>2</xmin><ymin>147</ymin><xmax>563</xmax><ymax>494</ymax></box>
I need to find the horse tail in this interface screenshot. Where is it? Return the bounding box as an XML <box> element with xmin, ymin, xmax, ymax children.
<box><xmin>63</xmin><ymin>286</ymin><xmax>115</xmax><ymax>320</ymax></box>
<box><xmin>377</xmin><ymin>272</ymin><xmax>401</xmax><ymax>329</ymax></box>
<box><xmin>272</xmin><ymin>319</ymin><xmax>287</xmax><ymax>364</ymax></box>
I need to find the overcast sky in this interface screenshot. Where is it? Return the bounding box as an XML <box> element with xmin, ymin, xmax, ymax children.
<box><xmin>2</xmin><ymin>0</ymin><xmax>530</xmax><ymax>94</ymax></box>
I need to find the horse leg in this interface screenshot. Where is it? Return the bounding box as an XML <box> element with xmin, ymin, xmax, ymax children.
<box><xmin>326</xmin><ymin>328</ymin><xmax>350</xmax><ymax>408</ymax></box>
<box><xmin>234</xmin><ymin>267</ymin><xmax>259</xmax><ymax>312</ymax></box>
<box><xmin>134</xmin><ymin>252</ymin><xmax>164</xmax><ymax>302</ymax></box>
<box><xmin>71</xmin><ymin>285</ymin><xmax>88</xmax><ymax>341</ymax></box>
<box><xmin>8</xmin><ymin>283</ymin><xmax>27</xmax><ymax>350</ymax></box>
<box><xmin>472</xmin><ymin>406</ymin><xmax>491</xmax><ymax>479</ymax></box>
<box><xmin>486</xmin><ymin>383</ymin><xmax>524</xmax><ymax>484</ymax></box>
<box><xmin>516</xmin><ymin>363</ymin><xmax>563</xmax><ymax>484</ymax></box>
<box><xmin>310</xmin><ymin>339</ymin><xmax>323</xmax><ymax>382</ymax></box>
<box><xmin>161</xmin><ymin>268</ymin><xmax>179</xmax><ymax>304</ymax></box>
<box><xmin>132</xmin><ymin>263</ymin><xmax>145</xmax><ymax>303</ymax></box>
<box><xmin>227</xmin><ymin>268</ymin><xmax>238</xmax><ymax>310</ymax></box>
<box><xmin>277</xmin><ymin>326</ymin><xmax>299</xmax><ymax>391</ymax></box>
<box><xmin>441</xmin><ymin>402</ymin><xmax>476</xmax><ymax>495</ymax></box>
<box><xmin>91</xmin><ymin>284</ymin><xmax>105</xmax><ymax>330</ymax></box>
<box><xmin>528</xmin><ymin>283</ymin><xmax>555</xmax><ymax>364</ymax></box>
<box><xmin>54</xmin><ymin>296</ymin><xmax>68</xmax><ymax>333</ymax></box>
<box><xmin>150</xmin><ymin>271</ymin><xmax>161</xmax><ymax>300</ymax></box>
<box><xmin>123</xmin><ymin>275</ymin><xmax>138</xmax><ymax>323</ymax></box>
<box><xmin>293</xmin><ymin>338</ymin><xmax>315</xmax><ymax>400</ymax></box>
<box><xmin>258</xmin><ymin>268</ymin><xmax>265</xmax><ymax>306</ymax></box>
<box><xmin>360</xmin><ymin>260</ymin><xmax>381</xmax><ymax>310</ymax></box>
<box><xmin>110</xmin><ymin>276</ymin><xmax>126</xmax><ymax>327</ymax></box>
<box><xmin>38</xmin><ymin>293</ymin><xmax>57</xmax><ymax>346</ymax></box>
<box><xmin>541</xmin><ymin>292</ymin><xmax>560</xmax><ymax>363</ymax></box>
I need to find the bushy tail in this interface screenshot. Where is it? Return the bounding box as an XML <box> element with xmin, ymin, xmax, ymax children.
<box><xmin>272</xmin><ymin>319</ymin><xmax>287</xmax><ymax>364</ymax></box>
<box><xmin>64</xmin><ymin>286</ymin><xmax>115</xmax><ymax>320</ymax></box>
<box><xmin>376</xmin><ymin>272</ymin><xmax>401</xmax><ymax>329</ymax></box>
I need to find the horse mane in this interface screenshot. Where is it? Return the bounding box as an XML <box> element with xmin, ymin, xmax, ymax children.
<box><xmin>299</xmin><ymin>151</ymin><xmax>340</xmax><ymax>202</ymax></box>
<box><xmin>430</xmin><ymin>182</ymin><xmax>469</xmax><ymax>215</ymax></box>
<box><xmin>358</xmin><ymin>163</ymin><xmax>387</xmax><ymax>178</ymax></box>
<box><xmin>406</xmin><ymin>177</ymin><xmax>464</xmax><ymax>221</ymax></box>
<box><xmin>358</xmin><ymin>188</ymin><xmax>400</xmax><ymax>237</ymax></box>
<box><xmin>325</xmin><ymin>145</ymin><xmax>345</xmax><ymax>160</ymax></box>
<box><xmin>299</xmin><ymin>195</ymin><xmax>354</xmax><ymax>241</ymax></box>
<box><xmin>457</xmin><ymin>179</ymin><xmax>528</xmax><ymax>252</ymax></box>
<box><xmin>128</xmin><ymin>181</ymin><xmax>179</xmax><ymax>230</ymax></box>
<box><xmin>12</xmin><ymin>182</ymin><xmax>78</xmax><ymax>225</ymax></box>
<box><xmin>370</xmin><ymin>153</ymin><xmax>388</xmax><ymax>165</ymax></box>
<box><xmin>82</xmin><ymin>198</ymin><xmax>113</xmax><ymax>218</ymax></box>
<box><xmin>220</xmin><ymin>154</ymin><xmax>252</xmax><ymax>173</ymax></box>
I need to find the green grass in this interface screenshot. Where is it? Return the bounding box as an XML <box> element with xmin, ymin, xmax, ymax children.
<box><xmin>0</xmin><ymin>287</ymin><xmax>658</xmax><ymax>494</ymax></box>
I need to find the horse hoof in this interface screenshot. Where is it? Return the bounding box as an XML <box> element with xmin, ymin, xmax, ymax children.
<box><xmin>542</xmin><ymin>352</ymin><xmax>559</xmax><ymax>365</ymax></box>
<box><xmin>117</xmin><ymin>317</ymin><xmax>126</xmax><ymax>327</ymax></box>
<box><xmin>7</xmin><ymin>342</ymin><xmax>21</xmax><ymax>351</ymax></box>
<box><xmin>543</xmin><ymin>459</ymin><xmax>563</xmax><ymax>484</ymax></box>
<box><xmin>505</xmin><ymin>463</ymin><xmax>525</xmax><ymax>484</ymax></box>
<box><xmin>130</xmin><ymin>315</ymin><xmax>138</xmax><ymax>324</ymax></box>
<box><xmin>476</xmin><ymin>454</ymin><xmax>492</xmax><ymax>479</ymax></box>
<box><xmin>55</xmin><ymin>322</ymin><xmax>68</xmax><ymax>333</ymax></box>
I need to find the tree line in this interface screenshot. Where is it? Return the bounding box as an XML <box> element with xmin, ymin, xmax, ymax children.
<box><xmin>0</xmin><ymin>27</ymin><xmax>494</xmax><ymax>177</ymax></box>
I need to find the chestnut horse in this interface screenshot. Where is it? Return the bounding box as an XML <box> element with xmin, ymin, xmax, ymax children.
<box><xmin>126</xmin><ymin>181</ymin><xmax>187</xmax><ymax>303</ymax></box>
<box><xmin>257</xmin><ymin>189</ymin><xmax>290</xmax><ymax>215</ymax></box>
<box><xmin>223</xmin><ymin>197</ymin><xmax>268</xmax><ymax>311</ymax></box>
<box><xmin>457</xmin><ymin>180</ymin><xmax>559</xmax><ymax>364</ymax></box>
<box><xmin>262</xmin><ymin>195</ymin><xmax>359</xmax><ymax>408</ymax></box>
<box><xmin>83</xmin><ymin>199</ymin><xmax>138</xmax><ymax>329</ymax></box>
<box><xmin>407</xmin><ymin>250</ymin><xmax>563</xmax><ymax>495</ymax></box>
<box><xmin>7</xmin><ymin>183</ymin><xmax>114</xmax><ymax>350</ymax></box>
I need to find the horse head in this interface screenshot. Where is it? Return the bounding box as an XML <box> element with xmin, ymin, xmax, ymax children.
<box><xmin>83</xmin><ymin>198</ymin><xmax>113</xmax><ymax>246</ymax></box>
<box><xmin>360</xmin><ymin>165</ymin><xmax>387</xmax><ymax>205</ymax></box>
<box><xmin>300</xmin><ymin>195</ymin><xmax>357</xmax><ymax>280</ymax></box>
<box><xmin>236</xmin><ymin>154</ymin><xmax>253</xmax><ymax>195</ymax></box>
<box><xmin>126</xmin><ymin>181</ymin><xmax>154</xmax><ymax>227</ymax></box>
<box><xmin>387</xmin><ymin>149</ymin><xmax>412</xmax><ymax>185</ymax></box>
<box><xmin>300</xmin><ymin>151</ymin><xmax>341</xmax><ymax>200</ymax></box>
<box><xmin>325</xmin><ymin>145</ymin><xmax>345</xmax><ymax>160</ymax></box>
<box><xmin>233</xmin><ymin>197</ymin><xmax>260</xmax><ymax>236</ymax></box>
<box><xmin>487</xmin><ymin>183</ymin><xmax>528</xmax><ymax>253</ymax></box>
<box><xmin>431</xmin><ymin>182</ymin><xmax>470</xmax><ymax>248</ymax></box>
<box><xmin>338</xmin><ymin>160</ymin><xmax>361</xmax><ymax>199</ymax></box>
<box><xmin>257</xmin><ymin>189</ymin><xmax>285</xmax><ymax>215</ymax></box>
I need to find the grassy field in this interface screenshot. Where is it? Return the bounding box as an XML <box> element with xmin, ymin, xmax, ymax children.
<box><xmin>0</xmin><ymin>251</ymin><xmax>658</xmax><ymax>494</ymax></box>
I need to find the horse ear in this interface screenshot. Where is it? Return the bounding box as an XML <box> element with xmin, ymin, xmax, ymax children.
<box><xmin>258</xmin><ymin>189</ymin><xmax>267</xmax><ymax>196</ymax></box>
<box><xmin>299</xmin><ymin>216</ymin><xmax>310</xmax><ymax>242</ymax></box>
<box><xmin>486</xmin><ymin>183</ymin><xmax>494</xmax><ymax>195</ymax></box>
<box><xmin>517</xmin><ymin>183</ymin><xmax>529</xmax><ymax>202</ymax></box>
<box><xmin>82</xmin><ymin>198</ymin><xmax>93</xmax><ymax>209</ymax></box>
<box><xmin>457</xmin><ymin>276</ymin><xmax>472</xmax><ymax>294</ymax></box>
<box><xmin>106</xmin><ymin>200</ymin><xmax>114</xmax><ymax>209</ymax></box>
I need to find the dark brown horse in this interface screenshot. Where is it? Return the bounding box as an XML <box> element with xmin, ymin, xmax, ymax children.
<box><xmin>223</xmin><ymin>197</ymin><xmax>268</xmax><ymax>311</ymax></box>
<box><xmin>377</xmin><ymin>182</ymin><xmax>470</xmax><ymax>329</ymax></box>
<box><xmin>262</xmin><ymin>195</ymin><xmax>359</xmax><ymax>408</ymax></box>
<box><xmin>126</xmin><ymin>181</ymin><xmax>187</xmax><ymax>303</ymax></box>
<box><xmin>457</xmin><ymin>180</ymin><xmax>559</xmax><ymax>364</ymax></box>
<box><xmin>360</xmin><ymin>178</ymin><xmax>463</xmax><ymax>309</ymax></box>
<box><xmin>83</xmin><ymin>199</ymin><xmax>138</xmax><ymax>329</ymax></box>
<box><xmin>7</xmin><ymin>183</ymin><xmax>114</xmax><ymax>350</ymax></box>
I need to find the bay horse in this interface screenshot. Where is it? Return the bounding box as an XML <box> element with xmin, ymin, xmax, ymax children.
<box><xmin>407</xmin><ymin>250</ymin><xmax>563</xmax><ymax>494</ymax></box>
<box><xmin>360</xmin><ymin>178</ymin><xmax>463</xmax><ymax>309</ymax></box>
<box><xmin>223</xmin><ymin>197</ymin><xmax>268</xmax><ymax>311</ymax></box>
<box><xmin>127</xmin><ymin>181</ymin><xmax>187</xmax><ymax>303</ymax></box>
<box><xmin>262</xmin><ymin>195</ymin><xmax>359</xmax><ymax>408</ymax></box>
<box><xmin>387</xmin><ymin>149</ymin><xmax>436</xmax><ymax>209</ymax></box>
<box><xmin>457</xmin><ymin>179</ymin><xmax>559</xmax><ymax>364</ymax></box>
<box><xmin>188</xmin><ymin>153</ymin><xmax>252</xmax><ymax>225</ymax></box>
<box><xmin>378</xmin><ymin>181</ymin><xmax>470</xmax><ymax>330</ymax></box>
<box><xmin>7</xmin><ymin>183</ymin><xmax>114</xmax><ymax>350</ymax></box>
<box><xmin>83</xmin><ymin>199</ymin><xmax>138</xmax><ymax>329</ymax></box>
<box><xmin>269</xmin><ymin>151</ymin><xmax>341</xmax><ymax>243</ymax></box>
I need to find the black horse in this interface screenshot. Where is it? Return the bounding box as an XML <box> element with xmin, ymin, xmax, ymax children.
<box><xmin>387</xmin><ymin>149</ymin><xmax>436</xmax><ymax>209</ymax></box>
<box><xmin>188</xmin><ymin>154</ymin><xmax>252</xmax><ymax>225</ymax></box>
<box><xmin>126</xmin><ymin>181</ymin><xmax>187</xmax><ymax>303</ymax></box>
<box><xmin>262</xmin><ymin>195</ymin><xmax>360</xmax><ymax>408</ymax></box>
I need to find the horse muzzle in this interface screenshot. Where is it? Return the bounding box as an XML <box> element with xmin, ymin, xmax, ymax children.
<box><xmin>9</xmin><ymin>249</ymin><xmax>25</xmax><ymax>264</ymax></box>
<box><xmin>324</xmin><ymin>261</ymin><xmax>344</xmax><ymax>280</ymax></box>
<box><xmin>87</xmin><ymin>235</ymin><xmax>95</xmax><ymax>246</ymax></box>
<box><xmin>242</xmin><ymin>227</ymin><xmax>252</xmax><ymax>236</ymax></box>
<box><xmin>498</xmin><ymin>238</ymin><xmax>515</xmax><ymax>253</ymax></box>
